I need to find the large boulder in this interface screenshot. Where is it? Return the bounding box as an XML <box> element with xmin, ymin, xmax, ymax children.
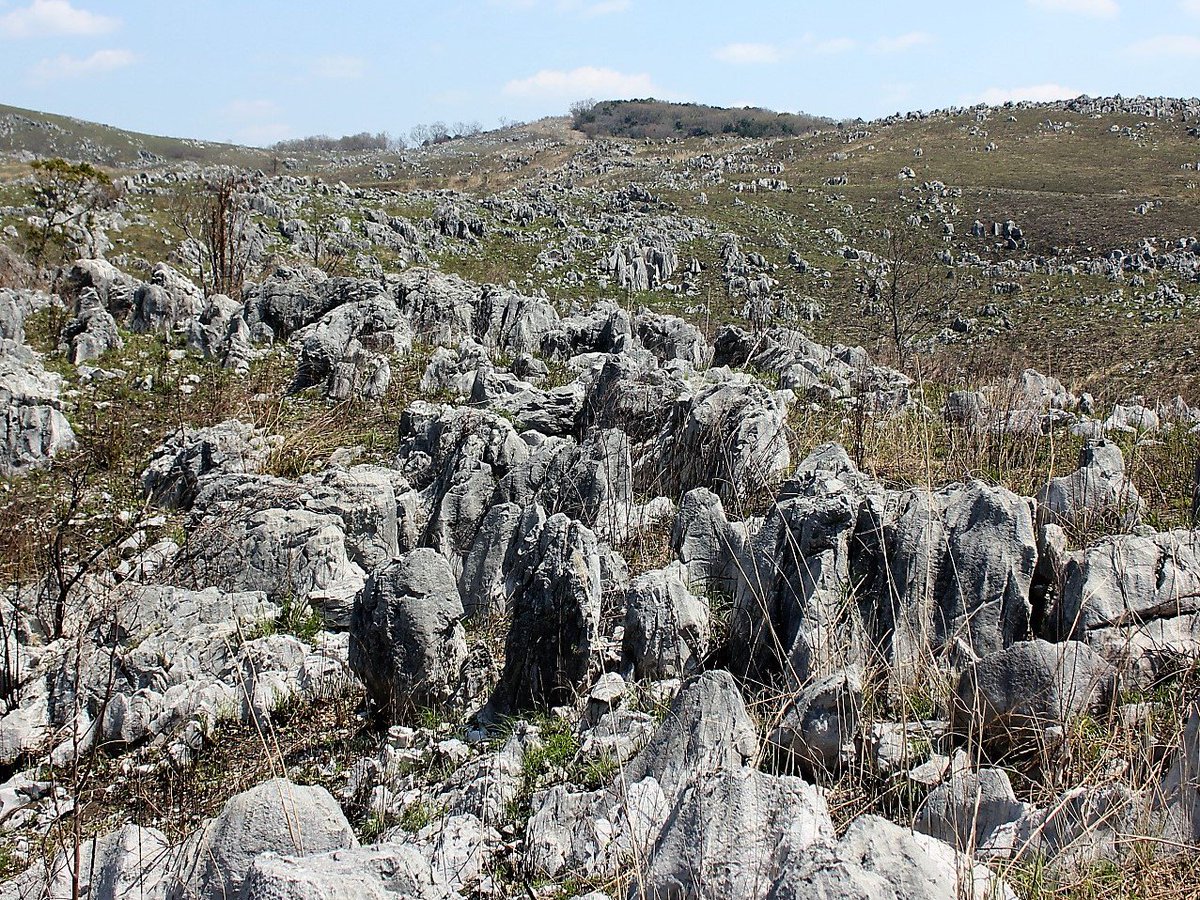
<box><xmin>61</xmin><ymin>287</ymin><xmax>122</xmax><ymax>364</ymax></box>
<box><xmin>291</xmin><ymin>294</ymin><xmax>412</xmax><ymax>398</ymax></box>
<box><xmin>239</xmin><ymin>843</ymin><xmax>450</xmax><ymax>900</ymax></box>
<box><xmin>638</xmin><ymin>768</ymin><xmax>832</xmax><ymax>900</ymax></box>
<box><xmin>769</xmin><ymin>814</ymin><xmax>1014</xmax><ymax>900</ymax></box>
<box><xmin>620</xmin><ymin>670</ymin><xmax>758</xmax><ymax>807</ymax></box>
<box><xmin>1</xmin><ymin>824</ymin><xmax>171</xmax><ymax>900</ymax></box>
<box><xmin>914</xmin><ymin>766</ymin><xmax>1030</xmax><ymax>852</ymax></box>
<box><xmin>1054</xmin><ymin>529</ymin><xmax>1200</xmax><ymax>684</ymax></box>
<box><xmin>396</xmin><ymin>402</ymin><xmax>529</xmax><ymax>561</ymax></box>
<box><xmin>670</xmin><ymin>487</ymin><xmax>749</xmax><ymax>595</ymax></box>
<box><xmin>167</xmin><ymin>778</ymin><xmax>357</xmax><ymax>900</ymax></box>
<box><xmin>621</xmin><ymin>562</ymin><xmax>710</xmax><ymax>681</ymax></box>
<box><xmin>952</xmin><ymin>639</ymin><xmax>1115</xmax><ymax>757</ymax></box>
<box><xmin>768</xmin><ymin>666</ymin><xmax>862</xmax><ymax>779</ymax></box>
<box><xmin>486</xmin><ymin>511</ymin><xmax>601</xmax><ymax>715</ymax></box>
<box><xmin>1037</xmin><ymin>439</ymin><xmax>1144</xmax><ymax>532</ymax></box>
<box><xmin>655</xmin><ymin>369</ymin><xmax>793</xmax><ymax>506</ymax></box>
<box><xmin>457</xmin><ymin>501</ymin><xmax>522</xmax><ymax>619</ymax></box>
<box><xmin>349</xmin><ymin>548</ymin><xmax>467</xmax><ymax>717</ymax></box>
<box><xmin>142</xmin><ymin>419</ymin><xmax>279</xmax><ymax>510</ymax></box>
<box><xmin>857</xmin><ymin>480</ymin><xmax>1037</xmax><ymax>682</ymax></box>
<box><xmin>183</xmin><ymin>475</ymin><xmax>367</xmax><ymax>626</ymax></box>
<box><xmin>0</xmin><ymin>340</ymin><xmax>76</xmax><ymax>476</ymax></box>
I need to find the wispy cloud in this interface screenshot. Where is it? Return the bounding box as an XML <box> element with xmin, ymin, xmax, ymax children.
<box><xmin>312</xmin><ymin>54</ymin><xmax>366</xmax><ymax>79</ymax></box>
<box><xmin>503</xmin><ymin>66</ymin><xmax>665</xmax><ymax>100</ymax></box>
<box><xmin>1027</xmin><ymin>0</ymin><xmax>1119</xmax><ymax>17</ymax></box>
<box><xmin>810</xmin><ymin>36</ymin><xmax>855</xmax><ymax>54</ymax></box>
<box><xmin>1183</xmin><ymin>0</ymin><xmax>1200</xmax><ymax>14</ymax></box>
<box><xmin>874</xmin><ymin>32</ymin><xmax>933</xmax><ymax>53</ymax></box>
<box><xmin>30</xmin><ymin>48</ymin><xmax>133</xmax><ymax>82</ymax></box>
<box><xmin>713</xmin><ymin>42</ymin><xmax>782</xmax><ymax>65</ymax></box>
<box><xmin>221</xmin><ymin>98</ymin><xmax>291</xmax><ymax>146</ymax></box>
<box><xmin>0</xmin><ymin>0</ymin><xmax>118</xmax><ymax>38</ymax></box>
<box><xmin>1127</xmin><ymin>34</ymin><xmax>1200</xmax><ymax>57</ymax></box>
<box><xmin>972</xmin><ymin>83</ymin><xmax>1084</xmax><ymax>104</ymax></box>
<box><xmin>558</xmin><ymin>0</ymin><xmax>630</xmax><ymax>14</ymax></box>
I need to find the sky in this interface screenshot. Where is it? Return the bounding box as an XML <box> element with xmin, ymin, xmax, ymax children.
<box><xmin>0</xmin><ymin>0</ymin><xmax>1197</xmax><ymax>146</ymax></box>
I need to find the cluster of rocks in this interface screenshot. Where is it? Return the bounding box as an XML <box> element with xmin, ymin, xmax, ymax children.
<box><xmin>0</xmin><ymin>288</ymin><xmax>75</xmax><ymax>476</ymax></box>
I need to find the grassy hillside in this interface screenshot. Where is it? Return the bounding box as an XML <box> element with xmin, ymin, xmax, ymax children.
<box><xmin>0</xmin><ymin>103</ymin><xmax>274</xmax><ymax>169</ymax></box>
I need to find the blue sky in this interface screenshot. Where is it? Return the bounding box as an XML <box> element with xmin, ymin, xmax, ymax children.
<box><xmin>0</xmin><ymin>0</ymin><xmax>1196</xmax><ymax>146</ymax></box>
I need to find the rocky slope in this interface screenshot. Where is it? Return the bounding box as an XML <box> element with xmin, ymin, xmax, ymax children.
<box><xmin>0</xmin><ymin>97</ymin><xmax>1199</xmax><ymax>899</ymax></box>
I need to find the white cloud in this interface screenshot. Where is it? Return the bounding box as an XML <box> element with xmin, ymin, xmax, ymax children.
<box><xmin>220</xmin><ymin>99</ymin><xmax>290</xmax><ymax>147</ymax></box>
<box><xmin>874</xmin><ymin>32</ymin><xmax>933</xmax><ymax>53</ymax></box>
<box><xmin>234</xmin><ymin>123</ymin><xmax>292</xmax><ymax>147</ymax></box>
<box><xmin>29</xmin><ymin>48</ymin><xmax>132</xmax><ymax>82</ymax></box>
<box><xmin>714</xmin><ymin>42</ymin><xmax>782</xmax><ymax>64</ymax></box>
<box><xmin>811</xmin><ymin>36</ymin><xmax>855</xmax><ymax>54</ymax></box>
<box><xmin>503</xmin><ymin>66</ymin><xmax>664</xmax><ymax>100</ymax></box>
<box><xmin>1128</xmin><ymin>34</ymin><xmax>1200</xmax><ymax>57</ymax></box>
<box><xmin>558</xmin><ymin>0</ymin><xmax>630</xmax><ymax>14</ymax></box>
<box><xmin>1027</xmin><ymin>0</ymin><xmax>1119</xmax><ymax>17</ymax></box>
<box><xmin>1183</xmin><ymin>0</ymin><xmax>1200</xmax><ymax>14</ymax></box>
<box><xmin>973</xmin><ymin>83</ymin><xmax>1084</xmax><ymax>104</ymax></box>
<box><xmin>0</xmin><ymin>0</ymin><xmax>118</xmax><ymax>38</ymax></box>
<box><xmin>312</xmin><ymin>54</ymin><xmax>366</xmax><ymax>79</ymax></box>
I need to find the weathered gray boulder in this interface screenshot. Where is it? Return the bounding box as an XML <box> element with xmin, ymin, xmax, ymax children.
<box><xmin>622</xmin><ymin>562</ymin><xmax>710</xmax><ymax>681</ymax></box>
<box><xmin>292</xmin><ymin>295</ymin><xmax>412</xmax><ymax>397</ymax></box>
<box><xmin>768</xmin><ymin>666</ymin><xmax>862</xmax><ymax>779</ymax></box>
<box><xmin>1055</xmin><ymin>529</ymin><xmax>1200</xmax><ymax>683</ymax></box>
<box><xmin>350</xmin><ymin>548</ymin><xmax>467</xmax><ymax>717</ymax></box>
<box><xmin>638</xmin><ymin>768</ymin><xmax>832</xmax><ymax>900</ymax></box>
<box><xmin>914</xmin><ymin>766</ymin><xmax>1030</xmax><ymax>852</ymax></box>
<box><xmin>142</xmin><ymin>419</ymin><xmax>279</xmax><ymax>510</ymax></box>
<box><xmin>583</xmin><ymin>351</ymin><xmax>684</xmax><ymax>454</ymax></box>
<box><xmin>457</xmin><ymin>501</ymin><xmax>521</xmax><ymax>619</ymax></box>
<box><xmin>952</xmin><ymin>639</ymin><xmax>1114</xmax><ymax>757</ymax></box>
<box><xmin>635</xmin><ymin>309</ymin><xmax>710</xmax><ymax>367</ymax></box>
<box><xmin>0</xmin><ymin>339</ymin><xmax>76</xmax><ymax>476</ymax></box>
<box><xmin>486</xmin><ymin>511</ymin><xmax>601</xmax><ymax>715</ymax></box>
<box><xmin>495</xmin><ymin>428</ymin><xmax>634</xmax><ymax>538</ymax></box>
<box><xmin>655</xmin><ymin>369</ymin><xmax>793</xmax><ymax>505</ymax></box>
<box><xmin>396</xmin><ymin>402</ymin><xmax>529</xmax><ymax>560</ymax></box>
<box><xmin>858</xmin><ymin>480</ymin><xmax>1037</xmax><ymax>681</ymax></box>
<box><xmin>1</xmin><ymin>823</ymin><xmax>171</xmax><ymax>900</ymax></box>
<box><xmin>473</xmin><ymin>284</ymin><xmax>560</xmax><ymax>354</ymax></box>
<box><xmin>62</xmin><ymin>257</ymin><xmax>136</xmax><ymax>317</ymax></box>
<box><xmin>62</xmin><ymin>287</ymin><xmax>123</xmax><ymax>363</ymax></box>
<box><xmin>167</xmin><ymin>778</ymin><xmax>357</xmax><ymax>900</ymax></box>
<box><xmin>731</xmin><ymin>474</ymin><xmax>862</xmax><ymax>686</ymax></box>
<box><xmin>0</xmin><ymin>289</ymin><xmax>33</xmax><ymax>343</ymax></box>
<box><xmin>184</xmin><ymin>476</ymin><xmax>367</xmax><ymax>625</ymax></box>
<box><xmin>239</xmin><ymin>843</ymin><xmax>451</xmax><ymax>900</ymax></box>
<box><xmin>131</xmin><ymin>262</ymin><xmax>204</xmax><ymax>334</ymax></box>
<box><xmin>1161</xmin><ymin>703</ymin><xmax>1200</xmax><ymax>844</ymax></box>
<box><xmin>620</xmin><ymin>670</ymin><xmax>758</xmax><ymax>806</ymax></box>
<box><xmin>302</xmin><ymin>465</ymin><xmax>403</xmax><ymax>573</ymax></box>
<box><xmin>994</xmin><ymin>784</ymin><xmax>1150</xmax><ymax>868</ymax></box>
<box><xmin>1037</xmin><ymin>439</ymin><xmax>1144</xmax><ymax>532</ymax></box>
<box><xmin>769</xmin><ymin>814</ymin><xmax>1014</xmax><ymax>900</ymax></box>
<box><xmin>670</xmin><ymin>487</ymin><xmax>748</xmax><ymax>594</ymax></box>
<box><xmin>244</xmin><ymin>268</ymin><xmax>381</xmax><ymax>341</ymax></box>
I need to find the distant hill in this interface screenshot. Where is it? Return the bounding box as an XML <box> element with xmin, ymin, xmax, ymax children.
<box><xmin>571</xmin><ymin>99</ymin><xmax>831</xmax><ymax>140</ymax></box>
<box><xmin>0</xmin><ymin>103</ymin><xmax>273</xmax><ymax>170</ymax></box>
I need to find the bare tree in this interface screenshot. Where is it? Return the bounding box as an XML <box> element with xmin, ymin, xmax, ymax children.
<box><xmin>859</xmin><ymin>219</ymin><xmax>959</xmax><ymax>366</ymax></box>
<box><xmin>172</xmin><ymin>174</ymin><xmax>252</xmax><ymax>299</ymax></box>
